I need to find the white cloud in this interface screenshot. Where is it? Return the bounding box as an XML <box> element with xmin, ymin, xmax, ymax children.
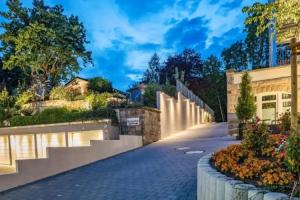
<box><xmin>126</xmin><ymin>73</ymin><xmax>143</xmax><ymax>81</ymax></box>
<box><xmin>125</xmin><ymin>51</ymin><xmax>153</xmax><ymax>70</ymax></box>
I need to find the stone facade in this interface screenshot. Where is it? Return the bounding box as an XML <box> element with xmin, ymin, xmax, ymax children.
<box><xmin>118</xmin><ymin>107</ymin><xmax>161</xmax><ymax>145</ymax></box>
<box><xmin>227</xmin><ymin>65</ymin><xmax>300</xmax><ymax>135</ymax></box>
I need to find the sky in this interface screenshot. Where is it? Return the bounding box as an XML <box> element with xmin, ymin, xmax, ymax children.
<box><xmin>0</xmin><ymin>0</ymin><xmax>265</xmax><ymax>91</ymax></box>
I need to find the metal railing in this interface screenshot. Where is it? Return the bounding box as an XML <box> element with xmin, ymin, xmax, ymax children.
<box><xmin>176</xmin><ymin>80</ymin><xmax>214</xmax><ymax>116</ymax></box>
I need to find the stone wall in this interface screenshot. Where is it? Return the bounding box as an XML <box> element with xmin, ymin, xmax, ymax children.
<box><xmin>118</xmin><ymin>107</ymin><xmax>161</xmax><ymax>145</ymax></box>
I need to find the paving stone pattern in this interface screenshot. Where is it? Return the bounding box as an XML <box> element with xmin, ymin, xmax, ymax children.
<box><xmin>0</xmin><ymin>123</ymin><xmax>236</xmax><ymax>200</ymax></box>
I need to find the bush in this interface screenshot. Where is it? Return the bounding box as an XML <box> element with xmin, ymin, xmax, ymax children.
<box><xmin>15</xmin><ymin>90</ymin><xmax>35</xmax><ymax>107</ymax></box>
<box><xmin>49</xmin><ymin>87</ymin><xmax>81</xmax><ymax>101</ymax></box>
<box><xmin>0</xmin><ymin>89</ymin><xmax>15</xmax><ymax>125</ymax></box>
<box><xmin>278</xmin><ymin>111</ymin><xmax>291</xmax><ymax>134</ymax></box>
<box><xmin>6</xmin><ymin>107</ymin><xmax>118</xmax><ymax>127</ymax></box>
<box><xmin>286</xmin><ymin>133</ymin><xmax>300</xmax><ymax>173</ymax></box>
<box><xmin>86</xmin><ymin>92</ymin><xmax>112</xmax><ymax>109</ymax></box>
<box><xmin>242</xmin><ymin>123</ymin><xmax>269</xmax><ymax>156</ymax></box>
<box><xmin>212</xmin><ymin>143</ymin><xmax>295</xmax><ymax>188</ymax></box>
<box><xmin>143</xmin><ymin>83</ymin><xmax>176</xmax><ymax>107</ymax></box>
<box><xmin>88</xmin><ymin>77</ymin><xmax>113</xmax><ymax>93</ymax></box>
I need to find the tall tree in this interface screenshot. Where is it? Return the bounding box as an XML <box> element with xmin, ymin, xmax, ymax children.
<box><xmin>243</xmin><ymin>3</ymin><xmax>270</xmax><ymax>69</ymax></box>
<box><xmin>236</xmin><ymin>72</ymin><xmax>256</xmax><ymax>123</ymax></box>
<box><xmin>160</xmin><ymin>48</ymin><xmax>203</xmax><ymax>85</ymax></box>
<box><xmin>221</xmin><ymin>41</ymin><xmax>248</xmax><ymax>72</ymax></box>
<box><xmin>143</xmin><ymin>53</ymin><xmax>160</xmax><ymax>84</ymax></box>
<box><xmin>190</xmin><ymin>55</ymin><xmax>226</xmax><ymax>122</ymax></box>
<box><xmin>0</xmin><ymin>0</ymin><xmax>92</xmax><ymax>93</ymax></box>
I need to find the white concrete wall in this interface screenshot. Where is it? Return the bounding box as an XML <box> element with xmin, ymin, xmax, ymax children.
<box><xmin>0</xmin><ymin>135</ymin><xmax>142</xmax><ymax>192</ymax></box>
<box><xmin>157</xmin><ymin>92</ymin><xmax>211</xmax><ymax>139</ymax></box>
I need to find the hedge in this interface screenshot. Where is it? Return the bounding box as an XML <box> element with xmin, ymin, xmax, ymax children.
<box><xmin>5</xmin><ymin>107</ymin><xmax>118</xmax><ymax>127</ymax></box>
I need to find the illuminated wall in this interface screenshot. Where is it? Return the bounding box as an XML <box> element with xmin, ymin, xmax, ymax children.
<box><xmin>157</xmin><ymin>92</ymin><xmax>213</xmax><ymax>139</ymax></box>
<box><xmin>0</xmin><ymin>130</ymin><xmax>103</xmax><ymax>166</ymax></box>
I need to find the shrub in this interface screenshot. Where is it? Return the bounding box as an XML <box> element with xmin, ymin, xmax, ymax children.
<box><xmin>143</xmin><ymin>83</ymin><xmax>176</xmax><ymax>107</ymax></box>
<box><xmin>242</xmin><ymin>123</ymin><xmax>269</xmax><ymax>156</ymax></box>
<box><xmin>6</xmin><ymin>107</ymin><xmax>118</xmax><ymax>127</ymax></box>
<box><xmin>212</xmin><ymin>143</ymin><xmax>295</xmax><ymax>188</ymax></box>
<box><xmin>278</xmin><ymin>111</ymin><xmax>291</xmax><ymax>134</ymax></box>
<box><xmin>15</xmin><ymin>90</ymin><xmax>35</xmax><ymax>107</ymax></box>
<box><xmin>0</xmin><ymin>89</ymin><xmax>15</xmax><ymax>124</ymax></box>
<box><xmin>286</xmin><ymin>133</ymin><xmax>300</xmax><ymax>173</ymax></box>
<box><xmin>86</xmin><ymin>92</ymin><xmax>112</xmax><ymax>109</ymax></box>
<box><xmin>88</xmin><ymin>77</ymin><xmax>113</xmax><ymax>93</ymax></box>
<box><xmin>49</xmin><ymin>87</ymin><xmax>81</xmax><ymax>101</ymax></box>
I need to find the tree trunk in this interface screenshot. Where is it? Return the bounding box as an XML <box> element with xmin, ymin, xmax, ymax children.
<box><xmin>291</xmin><ymin>38</ymin><xmax>298</xmax><ymax>131</ymax></box>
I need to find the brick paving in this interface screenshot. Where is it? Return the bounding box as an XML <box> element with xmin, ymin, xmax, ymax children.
<box><xmin>0</xmin><ymin>123</ymin><xmax>236</xmax><ymax>200</ymax></box>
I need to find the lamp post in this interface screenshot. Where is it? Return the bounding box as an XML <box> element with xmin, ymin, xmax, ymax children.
<box><xmin>290</xmin><ymin>38</ymin><xmax>300</xmax><ymax>131</ymax></box>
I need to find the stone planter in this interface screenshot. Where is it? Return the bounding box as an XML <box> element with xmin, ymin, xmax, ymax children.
<box><xmin>197</xmin><ymin>154</ymin><xmax>291</xmax><ymax>200</ymax></box>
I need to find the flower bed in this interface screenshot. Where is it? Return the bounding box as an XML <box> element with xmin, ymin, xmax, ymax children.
<box><xmin>211</xmin><ymin>133</ymin><xmax>296</xmax><ymax>194</ymax></box>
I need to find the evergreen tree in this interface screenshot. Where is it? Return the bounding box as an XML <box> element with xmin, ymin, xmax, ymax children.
<box><xmin>236</xmin><ymin>72</ymin><xmax>256</xmax><ymax>123</ymax></box>
<box><xmin>143</xmin><ymin>53</ymin><xmax>160</xmax><ymax>83</ymax></box>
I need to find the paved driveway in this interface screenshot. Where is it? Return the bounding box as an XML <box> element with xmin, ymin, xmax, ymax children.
<box><xmin>0</xmin><ymin>123</ymin><xmax>236</xmax><ymax>200</ymax></box>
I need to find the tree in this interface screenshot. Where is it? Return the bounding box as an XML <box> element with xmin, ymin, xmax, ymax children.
<box><xmin>243</xmin><ymin>3</ymin><xmax>270</xmax><ymax>69</ymax></box>
<box><xmin>143</xmin><ymin>53</ymin><xmax>160</xmax><ymax>84</ymax></box>
<box><xmin>0</xmin><ymin>0</ymin><xmax>92</xmax><ymax>92</ymax></box>
<box><xmin>221</xmin><ymin>41</ymin><xmax>248</xmax><ymax>72</ymax></box>
<box><xmin>236</xmin><ymin>72</ymin><xmax>256</xmax><ymax>123</ymax></box>
<box><xmin>88</xmin><ymin>77</ymin><xmax>113</xmax><ymax>93</ymax></box>
<box><xmin>243</xmin><ymin>1</ymin><xmax>300</xmax><ymax>43</ymax></box>
<box><xmin>160</xmin><ymin>48</ymin><xmax>203</xmax><ymax>85</ymax></box>
<box><xmin>244</xmin><ymin>0</ymin><xmax>300</xmax><ymax>130</ymax></box>
<box><xmin>203</xmin><ymin>55</ymin><xmax>225</xmax><ymax>122</ymax></box>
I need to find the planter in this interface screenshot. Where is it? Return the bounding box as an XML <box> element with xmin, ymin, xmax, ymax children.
<box><xmin>197</xmin><ymin>154</ymin><xmax>291</xmax><ymax>200</ymax></box>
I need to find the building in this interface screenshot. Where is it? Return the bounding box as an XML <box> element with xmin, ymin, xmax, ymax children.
<box><xmin>226</xmin><ymin>65</ymin><xmax>300</xmax><ymax>134</ymax></box>
<box><xmin>127</xmin><ymin>83</ymin><xmax>146</xmax><ymax>104</ymax></box>
<box><xmin>64</xmin><ymin>77</ymin><xmax>89</xmax><ymax>95</ymax></box>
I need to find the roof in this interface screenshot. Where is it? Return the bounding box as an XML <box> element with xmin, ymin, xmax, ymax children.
<box><xmin>64</xmin><ymin>77</ymin><xmax>89</xmax><ymax>86</ymax></box>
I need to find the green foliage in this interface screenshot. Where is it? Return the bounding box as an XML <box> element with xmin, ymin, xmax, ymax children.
<box><xmin>143</xmin><ymin>83</ymin><xmax>176</xmax><ymax>108</ymax></box>
<box><xmin>15</xmin><ymin>90</ymin><xmax>34</xmax><ymax>107</ymax></box>
<box><xmin>221</xmin><ymin>41</ymin><xmax>248</xmax><ymax>72</ymax></box>
<box><xmin>236</xmin><ymin>72</ymin><xmax>256</xmax><ymax>122</ymax></box>
<box><xmin>143</xmin><ymin>53</ymin><xmax>160</xmax><ymax>84</ymax></box>
<box><xmin>242</xmin><ymin>123</ymin><xmax>269</xmax><ymax>156</ymax></box>
<box><xmin>49</xmin><ymin>86</ymin><xmax>81</xmax><ymax>101</ymax></box>
<box><xmin>6</xmin><ymin>107</ymin><xmax>118</xmax><ymax>127</ymax></box>
<box><xmin>286</xmin><ymin>132</ymin><xmax>300</xmax><ymax>173</ymax></box>
<box><xmin>88</xmin><ymin>77</ymin><xmax>113</xmax><ymax>93</ymax></box>
<box><xmin>243</xmin><ymin>1</ymin><xmax>300</xmax><ymax>42</ymax></box>
<box><xmin>279</xmin><ymin>111</ymin><xmax>291</xmax><ymax>133</ymax></box>
<box><xmin>243</xmin><ymin>2</ymin><xmax>269</xmax><ymax>69</ymax></box>
<box><xmin>0</xmin><ymin>89</ymin><xmax>15</xmax><ymax>124</ymax></box>
<box><xmin>0</xmin><ymin>0</ymin><xmax>92</xmax><ymax>89</ymax></box>
<box><xmin>86</xmin><ymin>92</ymin><xmax>113</xmax><ymax>109</ymax></box>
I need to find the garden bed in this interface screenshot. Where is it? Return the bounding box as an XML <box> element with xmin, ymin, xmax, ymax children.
<box><xmin>211</xmin><ymin>132</ymin><xmax>298</xmax><ymax>197</ymax></box>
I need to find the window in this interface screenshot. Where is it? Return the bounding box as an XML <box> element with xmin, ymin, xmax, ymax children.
<box><xmin>262</xmin><ymin>95</ymin><xmax>276</xmax><ymax>101</ymax></box>
<box><xmin>283</xmin><ymin>101</ymin><xmax>291</xmax><ymax>107</ymax></box>
<box><xmin>254</xmin><ymin>96</ymin><xmax>257</xmax><ymax>102</ymax></box>
<box><xmin>282</xmin><ymin>93</ymin><xmax>291</xmax><ymax>99</ymax></box>
<box><xmin>262</xmin><ymin>102</ymin><xmax>276</xmax><ymax>109</ymax></box>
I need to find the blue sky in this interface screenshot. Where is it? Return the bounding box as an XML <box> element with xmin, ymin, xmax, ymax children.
<box><xmin>0</xmin><ymin>0</ymin><xmax>264</xmax><ymax>91</ymax></box>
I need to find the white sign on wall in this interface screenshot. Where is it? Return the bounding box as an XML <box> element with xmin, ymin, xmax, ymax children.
<box><xmin>127</xmin><ymin>117</ymin><xmax>140</xmax><ymax>126</ymax></box>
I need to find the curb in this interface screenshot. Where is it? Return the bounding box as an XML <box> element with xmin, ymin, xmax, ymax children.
<box><xmin>197</xmin><ymin>154</ymin><xmax>290</xmax><ymax>200</ymax></box>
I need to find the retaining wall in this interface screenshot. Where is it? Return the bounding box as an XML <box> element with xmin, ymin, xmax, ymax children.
<box><xmin>197</xmin><ymin>154</ymin><xmax>292</xmax><ymax>200</ymax></box>
<box><xmin>157</xmin><ymin>92</ymin><xmax>213</xmax><ymax>139</ymax></box>
<box><xmin>0</xmin><ymin>135</ymin><xmax>142</xmax><ymax>192</ymax></box>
